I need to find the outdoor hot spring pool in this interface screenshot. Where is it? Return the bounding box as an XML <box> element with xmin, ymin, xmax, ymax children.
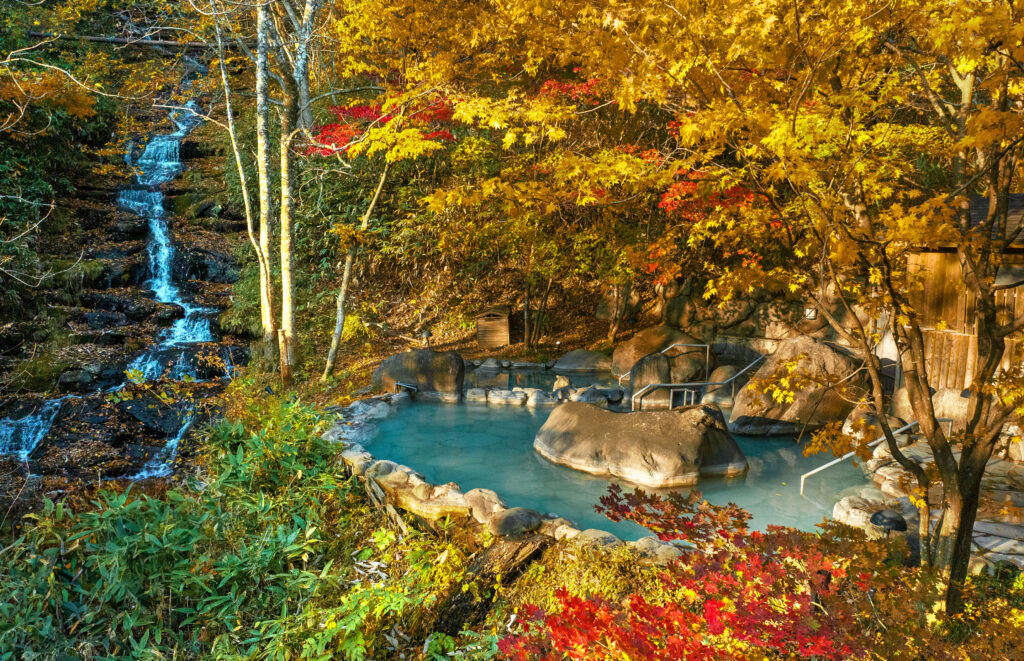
<box><xmin>363</xmin><ymin>402</ymin><xmax>869</xmax><ymax>540</ymax></box>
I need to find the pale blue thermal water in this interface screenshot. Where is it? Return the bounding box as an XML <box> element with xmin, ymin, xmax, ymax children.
<box><xmin>365</xmin><ymin>402</ymin><xmax>869</xmax><ymax>540</ymax></box>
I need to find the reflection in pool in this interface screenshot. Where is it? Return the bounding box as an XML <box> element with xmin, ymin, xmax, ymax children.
<box><xmin>365</xmin><ymin>402</ymin><xmax>869</xmax><ymax>540</ymax></box>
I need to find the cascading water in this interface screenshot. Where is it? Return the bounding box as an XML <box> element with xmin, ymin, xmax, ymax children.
<box><xmin>125</xmin><ymin>101</ymin><xmax>215</xmax><ymax>382</ymax></box>
<box><xmin>0</xmin><ymin>398</ymin><xmax>67</xmax><ymax>461</ymax></box>
<box><xmin>0</xmin><ymin>100</ymin><xmax>209</xmax><ymax>477</ymax></box>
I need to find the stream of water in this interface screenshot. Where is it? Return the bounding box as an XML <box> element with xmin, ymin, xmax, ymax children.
<box><xmin>0</xmin><ymin>102</ymin><xmax>206</xmax><ymax>476</ymax></box>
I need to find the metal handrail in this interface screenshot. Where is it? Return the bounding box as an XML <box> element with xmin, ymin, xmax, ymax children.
<box><xmin>630</xmin><ymin>352</ymin><xmax>767</xmax><ymax>411</ymax></box>
<box><xmin>393</xmin><ymin>382</ymin><xmax>419</xmax><ymax>393</ymax></box>
<box><xmin>617</xmin><ymin>342</ymin><xmax>712</xmax><ymax>386</ymax></box>
<box><xmin>798</xmin><ymin>417</ymin><xmax>953</xmax><ymax>495</ymax></box>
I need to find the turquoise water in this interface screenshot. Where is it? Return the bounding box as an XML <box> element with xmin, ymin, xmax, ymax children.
<box><xmin>365</xmin><ymin>402</ymin><xmax>868</xmax><ymax>540</ymax></box>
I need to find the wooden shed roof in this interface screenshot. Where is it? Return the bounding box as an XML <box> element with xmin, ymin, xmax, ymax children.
<box><xmin>475</xmin><ymin>306</ymin><xmax>510</xmax><ymax>319</ymax></box>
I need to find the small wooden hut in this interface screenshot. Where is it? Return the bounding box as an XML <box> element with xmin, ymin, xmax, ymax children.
<box><xmin>904</xmin><ymin>194</ymin><xmax>1024</xmax><ymax>390</ymax></box>
<box><xmin>475</xmin><ymin>307</ymin><xmax>511</xmax><ymax>349</ymax></box>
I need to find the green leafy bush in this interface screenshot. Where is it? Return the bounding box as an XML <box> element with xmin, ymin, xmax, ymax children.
<box><xmin>0</xmin><ymin>395</ymin><xmax>489</xmax><ymax>660</ymax></box>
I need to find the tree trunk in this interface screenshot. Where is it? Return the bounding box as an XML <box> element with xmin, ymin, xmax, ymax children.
<box><xmin>322</xmin><ymin>163</ymin><xmax>390</xmax><ymax>380</ymax></box>
<box><xmin>255</xmin><ymin>4</ymin><xmax>277</xmax><ymax>348</ymax></box>
<box><xmin>210</xmin><ymin>0</ymin><xmax>268</xmax><ymax>316</ymax></box>
<box><xmin>523</xmin><ymin>282</ymin><xmax>531</xmax><ymax>348</ymax></box>
<box><xmin>278</xmin><ymin>88</ymin><xmax>298</xmax><ymax>385</ymax></box>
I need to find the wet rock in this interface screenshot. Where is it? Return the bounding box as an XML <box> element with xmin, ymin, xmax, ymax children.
<box><xmin>479</xmin><ymin>357</ymin><xmax>501</xmax><ymax>370</ymax></box>
<box><xmin>612</xmin><ymin>325</ymin><xmax>701</xmax><ymax>376</ymax></box>
<box><xmin>110</xmin><ymin>217</ymin><xmax>149</xmax><ymax>241</ymax></box>
<box><xmin>488</xmin><ymin>507</ymin><xmax>542</xmax><ymax>536</ymax></box>
<box><xmin>730</xmin><ymin>336</ymin><xmax>867</xmax><ymax>436</ymax></box>
<box><xmin>82</xmin><ymin>309</ymin><xmax>131</xmax><ymax>329</ymax></box>
<box><xmin>870</xmin><ymin>509</ymin><xmax>908</xmax><ymax>533</ymax></box>
<box><xmin>488</xmin><ymin>389</ymin><xmax>526</xmax><ymax>406</ymax></box>
<box><xmin>81</xmin><ymin>292</ymin><xmax>157</xmax><ymax>321</ymax></box>
<box><xmin>553</xmin><ymin>349</ymin><xmax>612</xmax><ymax>373</ymax></box>
<box><xmin>172</xmin><ymin>246</ymin><xmax>239</xmax><ymax>284</ymax></box>
<box><xmin>372</xmin><ymin>349</ymin><xmax>465</xmax><ymax>396</ymax></box>
<box><xmin>553</xmin><ymin>375</ymin><xmax>570</xmax><ymax>389</ymax></box>
<box><xmin>152</xmin><ymin>304</ymin><xmax>186</xmax><ymax>326</ymax></box>
<box><xmin>465</xmin><ymin>488</ymin><xmax>508</xmax><ymax>524</ymax></box>
<box><xmin>534</xmin><ymin>402</ymin><xmax>748</xmax><ymax>488</ymax></box>
<box><xmin>465</xmin><ymin>387</ymin><xmax>489</xmax><ymax>403</ymax></box>
<box><xmin>56</xmin><ymin>370</ymin><xmax>96</xmax><ymax>393</ymax></box>
<box><xmin>116</xmin><ymin>396</ymin><xmax>194</xmax><ymax>436</ymax></box>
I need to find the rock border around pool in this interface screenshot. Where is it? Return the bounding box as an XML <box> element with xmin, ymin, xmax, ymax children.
<box><xmin>322</xmin><ymin>393</ymin><xmax>683</xmax><ymax>564</ymax></box>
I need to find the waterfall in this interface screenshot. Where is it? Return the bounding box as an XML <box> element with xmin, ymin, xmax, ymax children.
<box><xmin>130</xmin><ymin>414</ymin><xmax>194</xmax><ymax>480</ymax></box>
<box><xmin>1</xmin><ymin>100</ymin><xmax>209</xmax><ymax>477</ymax></box>
<box><xmin>0</xmin><ymin>398</ymin><xmax>67</xmax><ymax>461</ymax></box>
<box><xmin>125</xmin><ymin>100</ymin><xmax>215</xmax><ymax>381</ymax></box>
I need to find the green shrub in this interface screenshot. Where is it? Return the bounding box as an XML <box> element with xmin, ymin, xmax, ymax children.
<box><xmin>0</xmin><ymin>395</ymin><xmax>487</xmax><ymax>660</ymax></box>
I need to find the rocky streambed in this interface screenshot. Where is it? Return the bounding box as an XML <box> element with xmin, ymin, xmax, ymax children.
<box><xmin>0</xmin><ymin>94</ymin><xmax>246</xmax><ymax>508</ymax></box>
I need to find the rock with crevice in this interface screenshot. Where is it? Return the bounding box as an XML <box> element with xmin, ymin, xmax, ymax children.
<box><xmin>465</xmin><ymin>488</ymin><xmax>507</xmax><ymax>524</ymax></box>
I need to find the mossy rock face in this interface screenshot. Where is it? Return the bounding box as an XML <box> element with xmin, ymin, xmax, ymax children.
<box><xmin>50</xmin><ymin>259</ymin><xmax>106</xmax><ymax>292</ymax></box>
<box><xmin>11</xmin><ymin>353</ymin><xmax>72</xmax><ymax>392</ymax></box>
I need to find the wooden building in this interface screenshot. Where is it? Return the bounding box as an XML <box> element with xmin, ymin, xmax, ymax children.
<box><xmin>475</xmin><ymin>307</ymin><xmax>511</xmax><ymax>349</ymax></box>
<box><xmin>904</xmin><ymin>195</ymin><xmax>1024</xmax><ymax>390</ymax></box>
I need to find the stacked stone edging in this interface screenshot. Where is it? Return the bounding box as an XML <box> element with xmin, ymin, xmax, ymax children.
<box><xmin>323</xmin><ymin>393</ymin><xmax>682</xmax><ymax>564</ymax></box>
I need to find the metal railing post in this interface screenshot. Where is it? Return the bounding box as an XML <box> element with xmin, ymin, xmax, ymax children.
<box><xmin>798</xmin><ymin>418</ymin><xmax>953</xmax><ymax>495</ymax></box>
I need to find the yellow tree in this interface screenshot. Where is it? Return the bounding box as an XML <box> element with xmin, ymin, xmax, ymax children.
<box><xmin>329</xmin><ymin>0</ymin><xmax>1024</xmax><ymax>614</ymax></box>
<box><xmin>488</xmin><ymin>0</ymin><xmax>1024</xmax><ymax>614</ymax></box>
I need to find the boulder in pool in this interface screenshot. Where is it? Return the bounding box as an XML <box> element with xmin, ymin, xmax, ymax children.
<box><xmin>553</xmin><ymin>349</ymin><xmax>611</xmax><ymax>372</ymax></box>
<box><xmin>729</xmin><ymin>336</ymin><xmax>867</xmax><ymax>436</ymax></box>
<box><xmin>611</xmin><ymin>325</ymin><xmax>702</xmax><ymax>376</ymax></box>
<box><xmin>371</xmin><ymin>349</ymin><xmax>464</xmax><ymax>396</ymax></box>
<box><xmin>533</xmin><ymin>401</ymin><xmax>747</xmax><ymax>488</ymax></box>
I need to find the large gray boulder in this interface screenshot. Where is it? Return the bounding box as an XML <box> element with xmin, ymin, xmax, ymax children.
<box><xmin>701</xmin><ymin>365</ymin><xmax>741</xmax><ymax>409</ymax></box>
<box><xmin>553</xmin><ymin>349</ymin><xmax>612</xmax><ymax>372</ymax></box>
<box><xmin>371</xmin><ymin>349</ymin><xmax>464</xmax><ymax>396</ymax></box>
<box><xmin>629</xmin><ymin>353</ymin><xmax>671</xmax><ymax>409</ymax></box>
<box><xmin>611</xmin><ymin>325</ymin><xmax>704</xmax><ymax>376</ymax></box>
<box><xmin>729</xmin><ymin>336</ymin><xmax>867</xmax><ymax>436</ymax></box>
<box><xmin>534</xmin><ymin>401</ymin><xmax>748</xmax><ymax>488</ymax></box>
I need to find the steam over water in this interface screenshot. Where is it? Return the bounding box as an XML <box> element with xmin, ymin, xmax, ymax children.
<box><xmin>1</xmin><ymin>101</ymin><xmax>209</xmax><ymax>477</ymax></box>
